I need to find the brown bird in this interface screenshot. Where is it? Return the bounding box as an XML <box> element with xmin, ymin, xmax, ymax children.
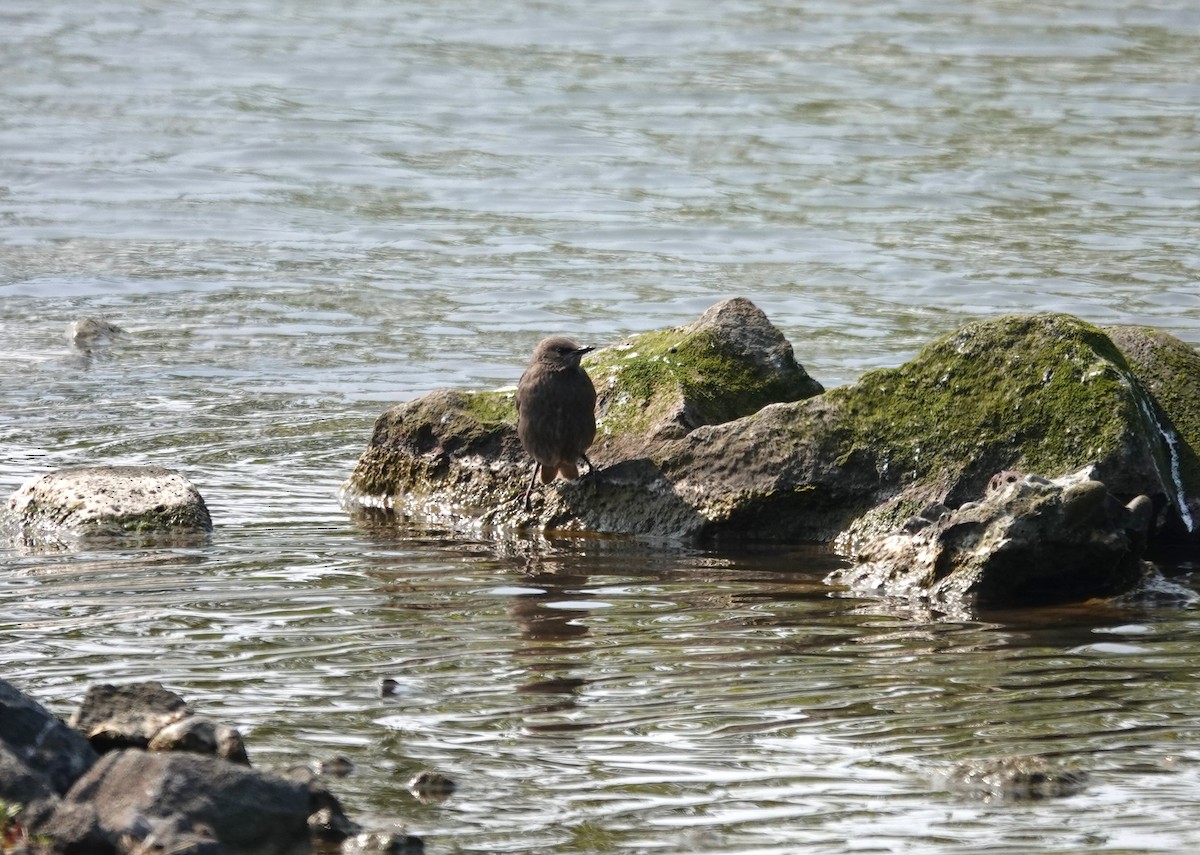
<box><xmin>516</xmin><ymin>336</ymin><xmax>597</xmax><ymax>508</ymax></box>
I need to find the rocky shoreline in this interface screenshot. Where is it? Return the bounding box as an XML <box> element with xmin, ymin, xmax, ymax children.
<box><xmin>5</xmin><ymin>300</ymin><xmax>1200</xmax><ymax>852</ymax></box>
<box><xmin>0</xmin><ymin>679</ymin><xmax>421</xmax><ymax>855</ymax></box>
<box><xmin>7</xmin><ymin>299</ymin><xmax>1200</xmax><ymax>610</ymax></box>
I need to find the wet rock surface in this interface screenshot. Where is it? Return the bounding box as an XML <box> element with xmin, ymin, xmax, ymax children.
<box><xmin>0</xmin><ymin>679</ymin><xmax>409</xmax><ymax>855</ymax></box>
<box><xmin>342</xmin><ymin>305</ymin><xmax>1200</xmax><ymax>585</ymax></box>
<box><xmin>939</xmin><ymin>756</ymin><xmax>1089</xmax><ymax>802</ymax></box>
<box><xmin>827</xmin><ymin>469</ymin><xmax>1155</xmax><ymax>611</ymax></box>
<box><xmin>5</xmin><ymin>465</ymin><xmax>212</xmax><ymax>547</ymax></box>
<box><xmin>342</xmin><ymin>296</ymin><xmax>825</xmax><ymax>535</ymax></box>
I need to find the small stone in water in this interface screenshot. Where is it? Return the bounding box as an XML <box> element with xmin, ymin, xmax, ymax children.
<box><xmin>407</xmin><ymin>770</ymin><xmax>456</xmax><ymax>803</ymax></box>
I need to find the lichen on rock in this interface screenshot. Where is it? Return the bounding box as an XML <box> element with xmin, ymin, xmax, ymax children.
<box><xmin>5</xmin><ymin>465</ymin><xmax>212</xmax><ymax>548</ymax></box>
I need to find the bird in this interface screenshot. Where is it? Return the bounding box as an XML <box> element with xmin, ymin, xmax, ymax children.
<box><xmin>516</xmin><ymin>336</ymin><xmax>598</xmax><ymax>508</ymax></box>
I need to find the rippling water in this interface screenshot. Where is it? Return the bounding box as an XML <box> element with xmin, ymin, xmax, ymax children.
<box><xmin>4</xmin><ymin>0</ymin><xmax>1200</xmax><ymax>851</ymax></box>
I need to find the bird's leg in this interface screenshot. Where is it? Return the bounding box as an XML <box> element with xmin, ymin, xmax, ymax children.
<box><xmin>522</xmin><ymin>462</ymin><xmax>541</xmax><ymax>510</ymax></box>
<box><xmin>580</xmin><ymin>454</ymin><xmax>604</xmax><ymax>483</ymax></box>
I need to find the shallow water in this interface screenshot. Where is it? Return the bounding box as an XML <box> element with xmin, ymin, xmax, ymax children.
<box><xmin>4</xmin><ymin>0</ymin><xmax>1200</xmax><ymax>851</ymax></box>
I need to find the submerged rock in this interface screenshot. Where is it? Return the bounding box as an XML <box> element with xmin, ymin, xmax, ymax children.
<box><xmin>940</xmin><ymin>756</ymin><xmax>1088</xmax><ymax>802</ymax></box>
<box><xmin>68</xmin><ymin>317</ymin><xmax>124</xmax><ymax>351</ymax></box>
<box><xmin>343</xmin><ymin>830</ymin><xmax>426</xmax><ymax>855</ymax></box>
<box><xmin>344</xmin><ymin>305</ymin><xmax>1200</xmax><ymax>564</ymax></box>
<box><xmin>827</xmin><ymin>469</ymin><xmax>1155</xmax><ymax>611</ymax></box>
<box><xmin>6</xmin><ymin>465</ymin><xmax>212</xmax><ymax>547</ymax></box>
<box><xmin>407</xmin><ymin>770</ymin><xmax>456</xmax><ymax>804</ymax></box>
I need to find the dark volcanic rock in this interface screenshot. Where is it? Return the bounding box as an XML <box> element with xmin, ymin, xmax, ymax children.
<box><xmin>0</xmin><ymin>681</ymin><xmax>376</xmax><ymax>855</ymax></box>
<box><xmin>0</xmin><ymin>680</ymin><xmax>97</xmax><ymax>796</ymax></box>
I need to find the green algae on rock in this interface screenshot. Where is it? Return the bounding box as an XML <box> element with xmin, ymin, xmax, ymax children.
<box><xmin>1103</xmin><ymin>324</ymin><xmax>1200</xmax><ymax>536</ymax></box>
<box><xmin>342</xmin><ymin>304</ymin><xmax>1200</xmax><ymax>582</ymax></box>
<box><xmin>341</xmin><ymin>297</ymin><xmax>824</xmax><ymax>528</ymax></box>
<box><xmin>589</xmin><ymin>297</ymin><xmax>824</xmax><ymax>452</ymax></box>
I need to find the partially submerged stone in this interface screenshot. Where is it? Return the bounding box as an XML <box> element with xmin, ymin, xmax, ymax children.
<box><xmin>68</xmin><ymin>317</ymin><xmax>124</xmax><ymax>350</ymax></box>
<box><xmin>407</xmin><ymin>770</ymin><xmax>456</xmax><ymax>804</ymax></box>
<box><xmin>939</xmin><ymin>756</ymin><xmax>1088</xmax><ymax>802</ymax></box>
<box><xmin>342</xmin><ymin>297</ymin><xmax>823</xmax><ymax>529</ymax></box>
<box><xmin>148</xmin><ymin>716</ymin><xmax>251</xmax><ymax>766</ymax></box>
<box><xmin>343</xmin><ymin>830</ymin><xmax>426</xmax><ymax>855</ymax></box>
<box><xmin>6</xmin><ymin>464</ymin><xmax>212</xmax><ymax>546</ymax></box>
<box><xmin>827</xmin><ymin>469</ymin><xmax>1154</xmax><ymax>611</ymax></box>
<box><xmin>342</xmin><ymin>306</ymin><xmax>1200</xmax><ymax>574</ymax></box>
<box><xmin>71</xmin><ymin>681</ymin><xmax>250</xmax><ymax>765</ymax></box>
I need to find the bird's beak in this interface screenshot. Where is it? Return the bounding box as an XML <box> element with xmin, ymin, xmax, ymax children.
<box><xmin>577</xmin><ymin>346</ymin><xmax>595</xmax><ymax>356</ymax></box>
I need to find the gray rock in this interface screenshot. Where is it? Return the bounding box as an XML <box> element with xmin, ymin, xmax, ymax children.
<box><xmin>70</xmin><ymin>682</ymin><xmax>191</xmax><ymax>754</ymax></box>
<box><xmin>148</xmin><ymin>717</ymin><xmax>251</xmax><ymax>766</ymax></box>
<box><xmin>341</xmin><ymin>297</ymin><xmax>824</xmax><ymax>531</ymax></box>
<box><xmin>406</xmin><ymin>770</ymin><xmax>456</xmax><ymax>804</ymax></box>
<box><xmin>62</xmin><ymin>750</ymin><xmax>355</xmax><ymax>855</ymax></box>
<box><xmin>343</xmin><ymin>309</ymin><xmax>1200</xmax><ymax>559</ymax></box>
<box><xmin>0</xmin><ymin>681</ymin><xmax>374</xmax><ymax>854</ymax></box>
<box><xmin>940</xmin><ymin>756</ymin><xmax>1088</xmax><ymax>802</ymax></box>
<box><xmin>0</xmin><ymin>741</ymin><xmax>58</xmax><ymax>809</ymax></box>
<box><xmin>0</xmin><ymin>679</ymin><xmax>97</xmax><ymax>796</ymax></box>
<box><xmin>343</xmin><ymin>831</ymin><xmax>425</xmax><ymax>855</ymax></box>
<box><xmin>6</xmin><ymin>465</ymin><xmax>212</xmax><ymax>546</ymax></box>
<box><xmin>828</xmin><ymin>469</ymin><xmax>1153</xmax><ymax>610</ymax></box>
<box><xmin>67</xmin><ymin>317</ymin><xmax>124</xmax><ymax>350</ymax></box>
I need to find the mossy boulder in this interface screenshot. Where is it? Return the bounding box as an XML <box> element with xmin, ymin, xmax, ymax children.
<box><xmin>1103</xmin><ymin>324</ymin><xmax>1200</xmax><ymax>536</ymax></box>
<box><xmin>343</xmin><ymin>305</ymin><xmax>1200</xmax><ymax>562</ymax></box>
<box><xmin>341</xmin><ymin>297</ymin><xmax>824</xmax><ymax>528</ymax></box>
<box><xmin>828</xmin><ymin>314</ymin><xmax>1196</xmax><ymax>549</ymax></box>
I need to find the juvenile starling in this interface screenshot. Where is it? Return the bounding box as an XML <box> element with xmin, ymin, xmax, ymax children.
<box><xmin>516</xmin><ymin>336</ymin><xmax>597</xmax><ymax>507</ymax></box>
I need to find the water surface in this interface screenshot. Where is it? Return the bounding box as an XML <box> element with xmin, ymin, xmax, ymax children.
<box><xmin>3</xmin><ymin>0</ymin><xmax>1200</xmax><ymax>851</ymax></box>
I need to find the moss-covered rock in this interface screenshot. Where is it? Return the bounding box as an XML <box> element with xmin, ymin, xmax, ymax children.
<box><xmin>1103</xmin><ymin>325</ymin><xmax>1200</xmax><ymax>537</ymax></box>
<box><xmin>827</xmin><ymin>314</ymin><xmax>1188</xmax><ymax>549</ymax></box>
<box><xmin>590</xmin><ymin>297</ymin><xmax>824</xmax><ymax>453</ymax></box>
<box><xmin>342</xmin><ymin>305</ymin><xmax>1200</xmax><ymax>571</ymax></box>
<box><xmin>341</xmin><ymin>297</ymin><xmax>823</xmax><ymax>528</ymax></box>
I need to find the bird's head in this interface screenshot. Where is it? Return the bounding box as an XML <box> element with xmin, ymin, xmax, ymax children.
<box><xmin>532</xmin><ymin>336</ymin><xmax>594</xmax><ymax>369</ymax></box>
